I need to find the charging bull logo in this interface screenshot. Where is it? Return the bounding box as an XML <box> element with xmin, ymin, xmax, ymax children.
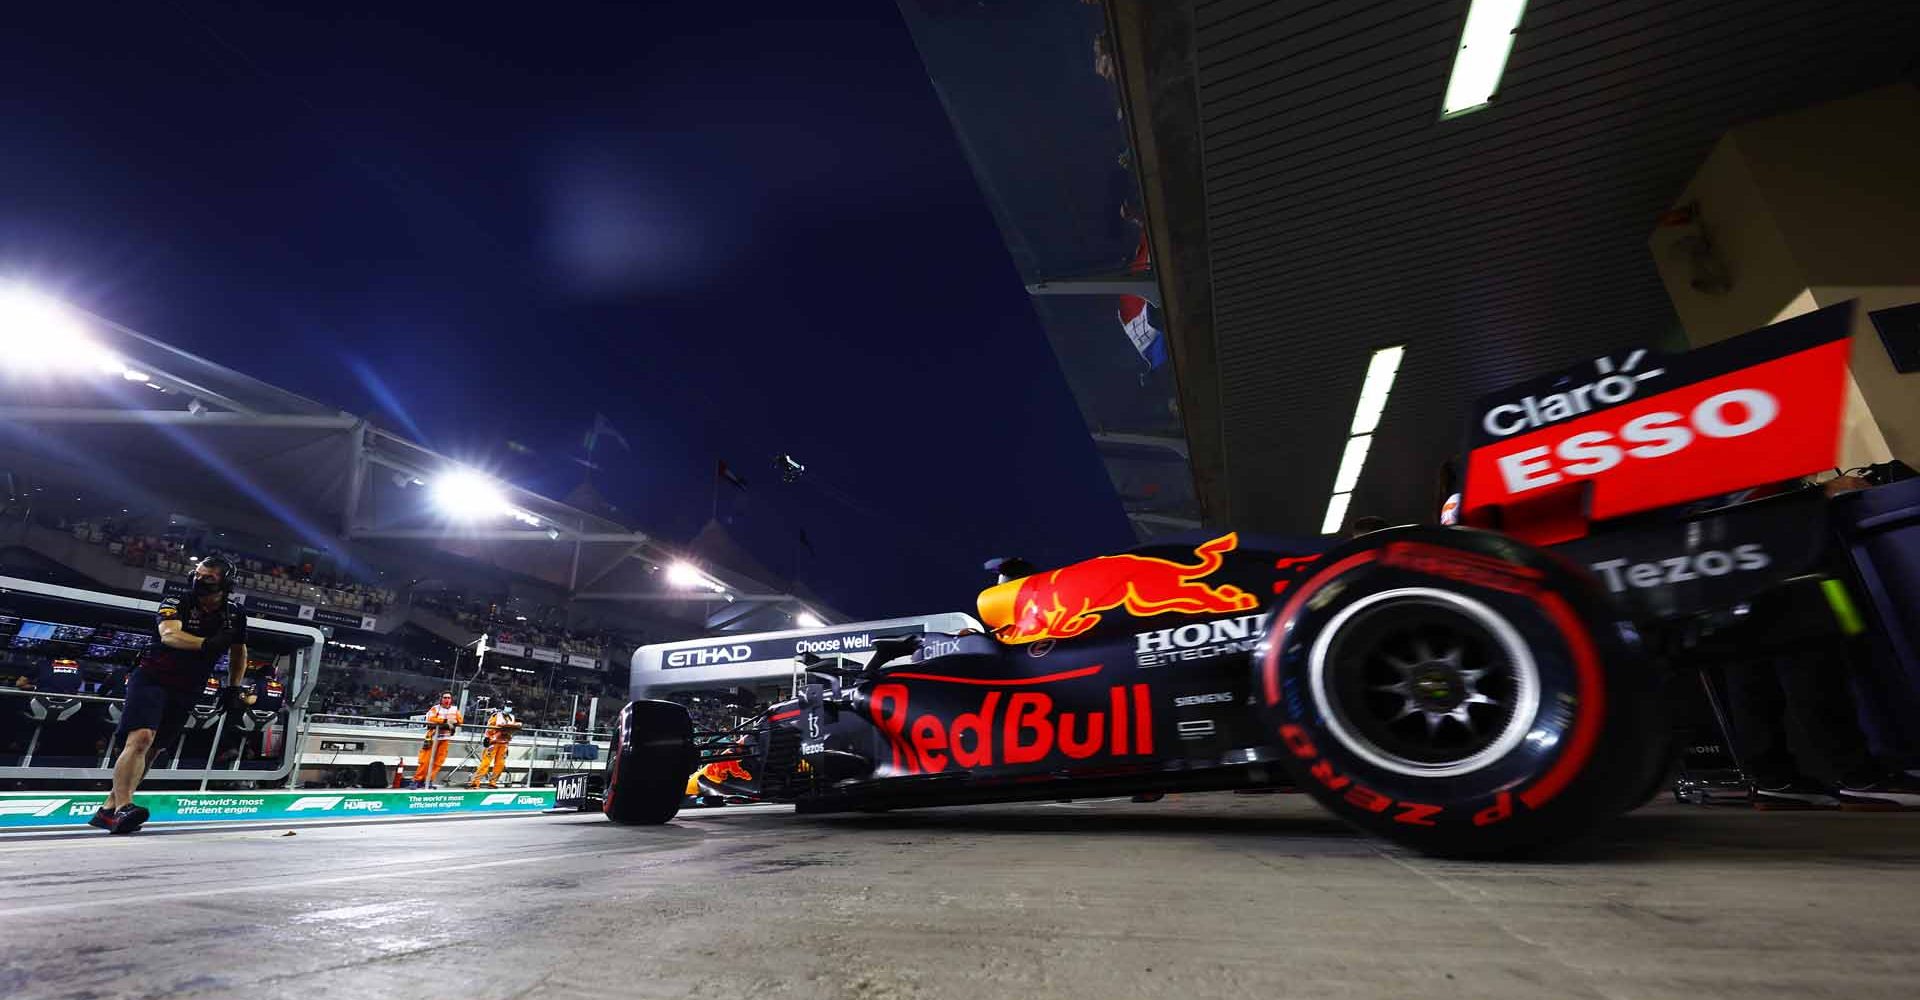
<box><xmin>699</xmin><ymin>758</ymin><xmax>753</xmax><ymax>784</ymax></box>
<box><xmin>978</xmin><ymin>533</ymin><xmax>1258</xmax><ymax>644</ymax></box>
<box><xmin>868</xmin><ymin>667</ymin><xmax>1153</xmax><ymax>775</ymax></box>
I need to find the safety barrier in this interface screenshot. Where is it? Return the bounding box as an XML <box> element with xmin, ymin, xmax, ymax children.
<box><xmin>0</xmin><ymin>787</ymin><xmax>556</xmax><ymax>830</ymax></box>
<box><xmin>296</xmin><ymin>713</ymin><xmax>609</xmax><ymax>787</ymax></box>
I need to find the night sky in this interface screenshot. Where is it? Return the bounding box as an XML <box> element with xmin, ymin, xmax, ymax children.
<box><xmin>0</xmin><ymin>2</ymin><xmax>1134</xmax><ymax>619</ymax></box>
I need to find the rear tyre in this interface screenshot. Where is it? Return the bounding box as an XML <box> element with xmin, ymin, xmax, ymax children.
<box><xmin>1258</xmin><ymin>526</ymin><xmax>1659</xmax><ymax>858</ymax></box>
<box><xmin>603</xmin><ymin>700</ymin><xmax>694</xmax><ymax>825</ymax></box>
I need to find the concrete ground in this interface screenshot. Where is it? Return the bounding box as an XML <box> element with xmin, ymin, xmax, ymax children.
<box><xmin>1</xmin><ymin>794</ymin><xmax>1917</xmax><ymax>1000</ymax></box>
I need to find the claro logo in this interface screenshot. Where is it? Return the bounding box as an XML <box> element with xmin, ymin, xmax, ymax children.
<box><xmin>1495</xmin><ymin>388</ymin><xmax>1779</xmax><ymax>495</ymax></box>
<box><xmin>665</xmin><ymin>645</ymin><xmax>753</xmax><ymax>668</ymax></box>
<box><xmin>1590</xmin><ymin>544</ymin><xmax>1770</xmax><ymax>592</ymax></box>
<box><xmin>1483</xmin><ymin>350</ymin><xmax>1666</xmax><ymax>438</ymax></box>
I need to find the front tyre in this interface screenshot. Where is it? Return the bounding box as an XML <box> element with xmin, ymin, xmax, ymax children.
<box><xmin>1258</xmin><ymin>527</ymin><xmax>1659</xmax><ymax>857</ymax></box>
<box><xmin>603</xmin><ymin>700</ymin><xmax>695</xmax><ymax>825</ymax></box>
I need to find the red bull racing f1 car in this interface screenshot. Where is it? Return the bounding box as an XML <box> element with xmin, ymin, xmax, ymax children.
<box><xmin>605</xmin><ymin>303</ymin><xmax>1910</xmax><ymax>856</ymax></box>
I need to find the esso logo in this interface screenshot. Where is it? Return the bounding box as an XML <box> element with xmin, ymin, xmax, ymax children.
<box><xmin>1496</xmin><ymin>388</ymin><xmax>1779</xmax><ymax>495</ymax></box>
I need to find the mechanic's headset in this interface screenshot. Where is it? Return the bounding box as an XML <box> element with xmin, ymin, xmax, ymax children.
<box><xmin>191</xmin><ymin>555</ymin><xmax>236</xmax><ymax>599</ymax></box>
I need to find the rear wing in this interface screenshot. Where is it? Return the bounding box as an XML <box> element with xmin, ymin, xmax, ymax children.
<box><xmin>1461</xmin><ymin>302</ymin><xmax>1854</xmax><ymax>546</ymax></box>
<box><xmin>630</xmin><ymin>612</ymin><xmax>983</xmax><ymax>699</ymax></box>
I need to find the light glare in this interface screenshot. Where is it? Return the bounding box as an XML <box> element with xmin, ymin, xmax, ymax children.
<box><xmin>1321</xmin><ymin>492</ymin><xmax>1353</xmax><ymax>536</ymax></box>
<box><xmin>1331</xmin><ymin>435</ymin><xmax>1374</xmax><ymax>495</ymax></box>
<box><xmin>430</xmin><ymin>469</ymin><xmax>512</xmax><ymax>521</ymax></box>
<box><xmin>1442</xmin><ymin>0</ymin><xmax>1528</xmax><ymax>116</ymax></box>
<box><xmin>0</xmin><ymin>284</ymin><xmax>121</xmax><ymax>377</ymax></box>
<box><xmin>795</xmin><ymin>611</ymin><xmax>824</xmax><ymax>629</ymax></box>
<box><xmin>1349</xmin><ymin>345</ymin><xmax>1404</xmax><ymax>435</ymax></box>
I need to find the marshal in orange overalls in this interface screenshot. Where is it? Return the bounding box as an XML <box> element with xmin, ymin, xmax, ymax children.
<box><xmin>468</xmin><ymin>707</ymin><xmax>521</xmax><ymax>788</ymax></box>
<box><xmin>413</xmin><ymin>694</ymin><xmax>463</xmax><ymax>787</ymax></box>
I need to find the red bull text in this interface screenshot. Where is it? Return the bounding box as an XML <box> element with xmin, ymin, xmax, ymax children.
<box><xmin>869</xmin><ymin>677</ymin><xmax>1153</xmax><ymax>775</ymax></box>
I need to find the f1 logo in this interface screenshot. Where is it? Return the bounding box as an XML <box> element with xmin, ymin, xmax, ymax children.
<box><xmin>480</xmin><ymin>793</ymin><xmax>519</xmax><ymax>806</ymax></box>
<box><xmin>286</xmin><ymin>796</ymin><xmax>343</xmax><ymax>812</ymax></box>
<box><xmin>0</xmin><ymin>798</ymin><xmax>69</xmax><ymax>818</ymax></box>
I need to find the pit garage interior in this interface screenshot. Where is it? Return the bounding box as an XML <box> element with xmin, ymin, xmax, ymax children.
<box><xmin>7</xmin><ymin>3</ymin><xmax>1920</xmax><ymax>999</ymax></box>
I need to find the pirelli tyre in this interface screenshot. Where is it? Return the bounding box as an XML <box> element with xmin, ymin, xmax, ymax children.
<box><xmin>603</xmin><ymin>700</ymin><xmax>695</xmax><ymax>825</ymax></box>
<box><xmin>1257</xmin><ymin>526</ymin><xmax>1660</xmax><ymax>858</ymax></box>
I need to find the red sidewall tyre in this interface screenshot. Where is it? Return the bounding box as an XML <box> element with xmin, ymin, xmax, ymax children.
<box><xmin>603</xmin><ymin>700</ymin><xmax>694</xmax><ymax>825</ymax></box>
<box><xmin>1258</xmin><ymin>526</ymin><xmax>1660</xmax><ymax>857</ymax></box>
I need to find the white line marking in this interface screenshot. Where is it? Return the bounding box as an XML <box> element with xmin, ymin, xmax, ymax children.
<box><xmin>0</xmin><ymin>845</ymin><xmax>641</xmax><ymax>918</ymax></box>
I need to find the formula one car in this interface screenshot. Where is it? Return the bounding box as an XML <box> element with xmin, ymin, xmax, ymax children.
<box><xmin>605</xmin><ymin>302</ymin><xmax>1908</xmax><ymax>857</ymax></box>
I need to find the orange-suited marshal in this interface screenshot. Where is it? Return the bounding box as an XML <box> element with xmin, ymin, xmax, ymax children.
<box><xmin>412</xmin><ymin>692</ymin><xmax>462</xmax><ymax>788</ymax></box>
<box><xmin>468</xmin><ymin>703</ymin><xmax>521</xmax><ymax>788</ymax></box>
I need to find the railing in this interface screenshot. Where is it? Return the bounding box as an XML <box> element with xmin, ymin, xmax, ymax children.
<box><xmin>0</xmin><ymin>685</ymin><xmax>296</xmax><ymax>788</ymax></box>
<box><xmin>0</xmin><ymin>575</ymin><xmax>325</xmax><ymax>787</ymax></box>
<box><xmin>296</xmin><ymin>714</ymin><xmax>612</xmax><ymax>787</ymax></box>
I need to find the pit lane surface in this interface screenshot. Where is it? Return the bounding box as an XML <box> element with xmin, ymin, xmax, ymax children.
<box><xmin>3</xmin><ymin>794</ymin><xmax>1918</xmax><ymax>999</ymax></box>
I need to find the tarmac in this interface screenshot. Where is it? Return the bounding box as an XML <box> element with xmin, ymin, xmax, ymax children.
<box><xmin>2</xmin><ymin>793</ymin><xmax>1918</xmax><ymax>1000</ymax></box>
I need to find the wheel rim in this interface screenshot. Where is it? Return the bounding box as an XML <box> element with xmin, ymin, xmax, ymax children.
<box><xmin>1308</xmin><ymin>587</ymin><xmax>1541</xmax><ymax>778</ymax></box>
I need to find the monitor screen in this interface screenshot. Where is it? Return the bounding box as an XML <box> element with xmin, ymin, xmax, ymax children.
<box><xmin>15</xmin><ymin>621</ymin><xmax>56</xmax><ymax>642</ymax></box>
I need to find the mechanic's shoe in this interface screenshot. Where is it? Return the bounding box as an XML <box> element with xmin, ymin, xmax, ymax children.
<box><xmin>1751</xmin><ymin>776</ymin><xmax>1839</xmax><ymax>810</ymax></box>
<box><xmin>87</xmin><ymin>807</ymin><xmax>114</xmax><ymax>831</ymax></box>
<box><xmin>1836</xmin><ymin>773</ymin><xmax>1920</xmax><ymax>810</ymax></box>
<box><xmin>106</xmin><ymin>804</ymin><xmax>151</xmax><ymax>835</ymax></box>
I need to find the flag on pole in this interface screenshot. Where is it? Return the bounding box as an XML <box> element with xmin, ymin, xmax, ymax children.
<box><xmin>1117</xmin><ymin>231</ymin><xmax>1167</xmax><ymax>369</ymax></box>
<box><xmin>717</xmin><ymin>459</ymin><xmax>747</xmax><ymax>491</ymax></box>
<box><xmin>584</xmin><ymin>414</ymin><xmax>630</xmax><ymax>454</ymax></box>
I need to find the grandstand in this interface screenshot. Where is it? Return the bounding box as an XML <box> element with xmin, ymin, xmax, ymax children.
<box><xmin>0</xmin><ymin>289</ymin><xmax>837</xmax><ymax>781</ymax></box>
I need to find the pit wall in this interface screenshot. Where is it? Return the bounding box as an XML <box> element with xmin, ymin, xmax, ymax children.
<box><xmin>0</xmin><ymin>787</ymin><xmax>554</xmax><ymax>830</ymax></box>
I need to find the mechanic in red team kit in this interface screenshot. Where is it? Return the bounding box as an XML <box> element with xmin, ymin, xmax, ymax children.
<box><xmin>92</xmin><ymin>556</ymin><xmax>250</xmax><ymax>834</ymax></box>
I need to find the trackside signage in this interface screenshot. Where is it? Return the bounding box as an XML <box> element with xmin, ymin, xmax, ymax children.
<box><xmin>662</xmin><ymin>625</ymin><xmax>926</xmax><ymax>669</ymax></box>
<box><xmin>1462</xmin><ymin>303</ymin><xmax>1853</xmax><ymax>525</ymax></box>
<box><xmin>0</xmin><ymin>788</ymin><xmax>554</xmax><ymax>830</ymax></box>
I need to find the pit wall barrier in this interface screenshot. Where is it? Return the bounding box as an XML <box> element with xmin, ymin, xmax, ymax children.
<box><xmin>0</xmin><ymin>787</ymin><xmax>555</xmax><ymax>830</ymax></box>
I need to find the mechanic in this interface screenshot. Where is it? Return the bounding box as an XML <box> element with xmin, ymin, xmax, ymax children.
<box><xmin>1723</xmin><ymin>610</ymin><xmax>1920</xmax><ymax>809</ymax></box>
<box><xmin>92</xmin><ymin>556</ymin><xmax>249</xmax><ymax>834</ymax></box>
<box><xmin>1714</xmin><ymin>474</ymin><xmax>1920</xmax><ymax>809</ymax></box>
<box><xmin>468</xmin><ymin>701</ymin><xmax>521</xmax><ymax>788</ymax></box>
<box><xmin>34</xmin><ymin>657</ymin><xmax>85</xmax><ymax>695</ymax></box>
<box><xmin>411</xmin><ymin>691</ymin><xmax>462</xmax><ymax>788</ymax></box>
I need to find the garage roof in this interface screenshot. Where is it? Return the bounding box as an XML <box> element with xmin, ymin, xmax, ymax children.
<box><xmin>1114</xmin><ymin>0</ymin><xmax>1920</xmax><ymax>532</ymax></box>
